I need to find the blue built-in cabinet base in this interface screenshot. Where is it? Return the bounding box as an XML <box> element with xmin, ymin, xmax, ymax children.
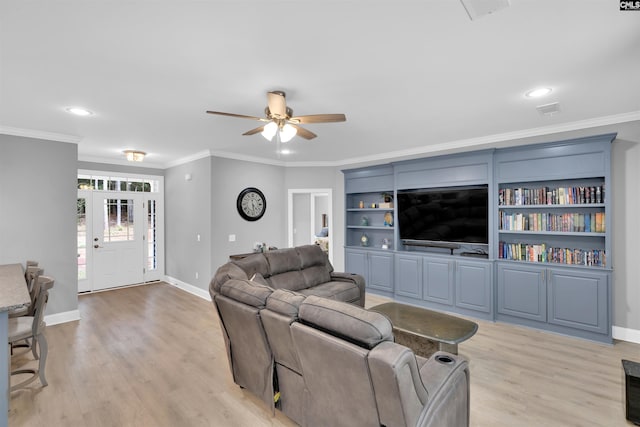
<box><xmin>344</xmin><ymin>133</ymin><xmax>615</xmax><ymax>343</ymax></box>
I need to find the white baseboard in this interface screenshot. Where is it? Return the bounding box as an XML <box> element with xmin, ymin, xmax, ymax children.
<box><xmin>165</xmin><ymin>275</ymin><xmax>211</xmax><ymax>301</ymax></box>
<box><xmin>613</xmin><ymin>326</ymin><xmax>640</xmax><ymax>344</ymax></box>
<box><xmin>45</xmin><ymin>309</ymin><xmax>81</xmax><ymax>326</ymax></box>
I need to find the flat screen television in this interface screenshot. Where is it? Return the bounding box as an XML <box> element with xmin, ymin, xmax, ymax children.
<box><xmin>397</xmin><ymin>185</ymin><xmax>488</xmax><ymax>246</ymax></box>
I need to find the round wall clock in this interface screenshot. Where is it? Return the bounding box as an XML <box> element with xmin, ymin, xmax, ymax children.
<box><xmin>237</xmin><ymin>187</ymin><xmax>266</xmax><ymax>221</ymax></box>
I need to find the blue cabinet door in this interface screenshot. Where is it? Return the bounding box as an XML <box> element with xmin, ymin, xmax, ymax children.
<box><xmin>456</xmin><ymin>260</ymin><xmax>492</xmax><ymax>313</ymax></box>
<box><xmin>547</xmin><ymin>268</ymin><xmax>609</xmax><ymax>334</ymax></box>
<box><xmin>497</xmin><ymin>263</ymin><xmax>546</xmax><ymax>322</ymax></box>
<box><xmin>345</xmin><ymin>249</ymin><xmax>368</xmax><ymax>282</ymax></box>
<box><xmin>395</xmin><ymin>254</ymin><xmax>422</xmax><ymax>298</ymax></box>
<box><xmin>422</xmin><ymin>257</ymin><xmax>454</xmax><ymax>305</ymax></box>
<box><xmin>368</xmin><ymin>252</ymin><xmax>394</xmax><ymax>292</ymax></box>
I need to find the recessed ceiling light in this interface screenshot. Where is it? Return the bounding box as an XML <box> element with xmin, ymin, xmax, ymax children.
<box><xmin>65</xmin><ymin>107</ymin><xmax>93</xmax><ymax>116</ymax></box>
<box><xmin>525</xmin><ymin>88</ymin><xmax>552</xmax><ymax>98</ymax></box>
<box><xmin>280</xmin><ymin>149</ymin><xmax>291</xmax><ymax>155</ymax></box>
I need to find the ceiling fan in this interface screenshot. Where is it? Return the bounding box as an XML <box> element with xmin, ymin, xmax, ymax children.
<box><xmin>206</xmin><ymin>91</ymin><xmax>346</xmax><ymax>142</ymax></box>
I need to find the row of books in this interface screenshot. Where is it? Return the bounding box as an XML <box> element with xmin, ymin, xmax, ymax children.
<box><xmin>498</xmin><ymin>185</ymin><xmax>603</xmax><ymax>206</ymax></box>
<box><xmin>498</xmin><ymin>242</ymin><xmax>606</xmax><ymax>267</ymax></box>
<box><xmin>499</xmin><ymin>212</ymin><xmax>605</xmax><ymax>233</ymax></box>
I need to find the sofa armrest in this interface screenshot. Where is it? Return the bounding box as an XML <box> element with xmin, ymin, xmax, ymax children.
<box><xmin>330</xmin><ymin>272</ymin><xmax>365</xmax><ymax>306</ymax></box>
<box><xmin>368</xmin><ymin>341</ymin><xmax>429</xmax><ymax>427</ymax></box>
<box><xmin>417</xmin><ymin>352</ymin><xmax>470</xmax><ymax>427</ymax></box>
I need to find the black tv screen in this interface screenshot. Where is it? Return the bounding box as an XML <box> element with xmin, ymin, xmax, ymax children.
<box><xmin>397</xmin><ymin>185</ymin><xmax>488</xmax><ymax>245</ymax></box>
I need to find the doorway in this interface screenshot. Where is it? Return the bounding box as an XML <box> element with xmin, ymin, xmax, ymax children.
<box><xmin>287</xmin><ymin>189</ymin><xmax>333</xmax><ymax>263</ymax></box>
<box><xmin>77</xmin><ymin>172</ymin><xmax>164</xmax><ymax>292</ymax></box>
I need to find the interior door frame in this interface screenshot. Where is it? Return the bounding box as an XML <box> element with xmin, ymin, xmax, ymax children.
<box><xmin>287</xmin><ymin>188</ymin><xmax>333</xmax><ymax>264</ymax></box>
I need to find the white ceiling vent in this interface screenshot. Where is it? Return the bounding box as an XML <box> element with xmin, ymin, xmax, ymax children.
<box><xmin>460</xmin><ymin>0</ymin><xmax>510</xmax><ymax>20</ymax></box>
<box><xmin>536</xmin><ymin>102</ymin><xmax>561</xmax><ymax>116</ymax></box>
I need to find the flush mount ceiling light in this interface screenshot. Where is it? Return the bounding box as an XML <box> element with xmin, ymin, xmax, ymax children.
<box><xmin>525</xmin><ymin>87</ymin><xmax>553</xmax><ymax>98</ymax></box>
<box><xmin>65</xmin><ymin>107</ymin><xmax>93</xmax><ymax>116</ymax></box>
<box><xmin>123</xmin><ymin>150</ymin><xmax>146</xmax><ymax>162</ymax></box>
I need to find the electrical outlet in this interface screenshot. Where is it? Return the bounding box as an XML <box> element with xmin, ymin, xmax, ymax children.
<box><xmin>195</xmin><ymin>272</ymin><xmax>199</xmax><ymax>280</ymax></box>
<box><xmin>229</xmin><ymin>234</ymin><xmax>236</xmax><ymax>242</ymax></box>
<box><xmin>197</xmin><ymin>234</ymin><xmax>201</xmax><ymax>242</ymax></box>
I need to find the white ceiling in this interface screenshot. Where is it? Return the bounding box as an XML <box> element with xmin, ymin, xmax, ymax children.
<box><xmin>2</xmin><ymin>1</ymin><xmax>639</xmax><ymax>168</ymax></box>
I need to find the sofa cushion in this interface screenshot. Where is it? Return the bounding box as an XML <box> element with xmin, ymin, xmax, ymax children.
<box><xmin>298</xmin><ymin>281</ymin><xmax>361</xmax><ymax>303</ymax></box>
<box><xmin>219</xmin><ymin>279</ymin><xmax>273</xmax><ymax>308</ymax></box>
<box><xmin>296</xmin><ymin>244</ymin><xmax>328</xmax><ymax>268</ymax></box>
<box><xmin>233</xmin><ymin>254</ymin><xmax>270</xmax><ymax>279</ymax></box>
<box><xmin>266</xmin><ymin>289</ymin><xmax>306</xmax><ymax>317</ymax></box>
<box><xmin>269</xmin><ymin>271</ymin><xmax>307</xmax><ymax>291</ymax></box>
<box><xmin>298</xmin><ymin>296</ymin><xmax>393</xmax><ymax>349</ymax></box>
<box><xmin>301</xmin><ymin>265</ymin><xmax>332</xmax><ymax>288</ymax></box>
<box><xmin>210</xmin><ymin>262</ymin><xmax>249</xmax><ymax>294</ymax></box>
<box><xmin>265</xmin><ymin>249</ymin><xmax>302</xmax><ymax>275</ymax></box>
<box><xmin>297</xmin><ymin>245</ymin><xmax>332</xmax><ymax>287</ymax></box>
<box><xmin>250</xmin><ymin>272</ymin><xmax>270</xmax><ymax>287</ymax></box>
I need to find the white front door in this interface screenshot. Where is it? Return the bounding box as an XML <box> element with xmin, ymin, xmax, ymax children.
<box><xmin>92</xmin><ymin>192</ymin><xmax>144</xmax><ymax>290</ymax></box>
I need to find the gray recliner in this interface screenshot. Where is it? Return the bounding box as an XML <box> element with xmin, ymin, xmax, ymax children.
<box><xmin>291</xmin><ymin>296</ymin><xmax>470</xmax><ymax>427</ymax></box>
<box><xmin>261</xmin><ymin>289</ymin><xmax>307</xmax><ymax>425</ymax></box>
<box><xmin>213</xmin><ymin>278</ymin><xmax>275</xmax><ymax>411</ymax></box>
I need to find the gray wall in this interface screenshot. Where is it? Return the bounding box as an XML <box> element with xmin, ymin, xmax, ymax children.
<box><xmin>0</xmin><ymin>135</ymin><xmax>78</xmax><ymax>315</ymax></box>
<box><xmin>209</xmin><ymin>157</ymin><xmax>286</xmax><ymax>276</ymax></box>
<box><xmin>164</xmin><ymin>157</ymin><xmax>212</xmax><ymax>289</ymax></box>
<box><xmin>612</xmin><ymin>139</ymin><xmax>640</xmax><ymax>331</ymax></box>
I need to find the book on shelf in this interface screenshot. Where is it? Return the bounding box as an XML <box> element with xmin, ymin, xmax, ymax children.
<box><xmin>499</xmin><ymin>211</ymin><xmax>605</xmax><ymax>233</ymax></box>
<box><xmin>498</xmin><ymin>241</ymin><xmax>606</xmax><ymax>267</ymax></box>
<box><xmin>498</xmin><ymin>185</ymin><xmax>604</xmax><ymax>206</ymax></box>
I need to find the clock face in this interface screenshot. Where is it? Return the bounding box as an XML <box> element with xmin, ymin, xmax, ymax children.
<box><xmin>237</xmin><ymin>187</ymin><xmax>266</xmax><ymax>221</ymax></box>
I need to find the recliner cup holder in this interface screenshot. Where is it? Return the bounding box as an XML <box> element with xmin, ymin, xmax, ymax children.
<box><xmin>435</xmin><ymin>354</ymin><xmax>454</xmax><ymax>364</ymax></box>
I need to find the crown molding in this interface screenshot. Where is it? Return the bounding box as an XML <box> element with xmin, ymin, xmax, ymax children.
<box><xmin>164</xmin><ymin>150</ymin><xmax>213</xmax><ymax>168</ymax></box>
<box><xmin>0</xmin><ymin>125</ymin><xmax>82</xmax><ymax>144</ymax></box>
<box><xmin>206</xmin><ymin>149</ymin><xmax>286</xmax><ymax>167</ymax></box>
<box><xmin>334</xmin><ymin>110</ymin><xmax>640</xmax><ymax>167</ymax></box>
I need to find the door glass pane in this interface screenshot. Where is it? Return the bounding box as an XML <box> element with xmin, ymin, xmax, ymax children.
<box><xmin>103</xmin><ymin>199</ymin><xmax>135</xmax><ymax>242</ymax></box>
<box><xmin>77</xmin><ymin>198</ymin><xmax>87</xmax><ymax>280</ymax></box>
<box><xmin>147</xmin><ymin>200</ymin><xmax>157</xmax><ymax>270</ymax></box>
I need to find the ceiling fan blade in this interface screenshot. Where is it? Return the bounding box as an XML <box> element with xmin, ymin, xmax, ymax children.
<box><xmin>206</xmin><ymin>111</ymin><xmax>264</xmax><ymax>121</ymax></box>
<box><xmin>242</xmin><ymin>125</ymin><xmax>266</xmax><ymax>136</ymax></box>
<box><xmin>290</xmin><ymin>113</ymin><xmax>346</xmax><ymax>124</ymax></box>
<box><xmin>291</xmin><ymin>124</ymin><xmax>317</xmax><ymax>140</ymax></box>
<box><xmin>267</xmin><ymin>91</ymin><xmax>287</xmax><ymax>119</ymax></box>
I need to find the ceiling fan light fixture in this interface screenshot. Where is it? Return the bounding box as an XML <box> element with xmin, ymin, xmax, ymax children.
<box><xmin>65</xmin><ymin>107</ymin><xmax>93</xmax><ymax>116</ymax></box>
<box><xmin>280</xmin><ymin>124</ymin><xmax>297</xmax><ymax>143</ymax></box>
<box><xmin>124</xmin><ymin>150</ymin><xmax>146</xmax><ymax>162</ymax></box>
<box><xmin>525</xmin><ymin>87</ymin><xmax>552</xmax><ymax>98</ymax></box>
<box><xmin>261</xmin><ymin>121</ymin><xmax>278</xmax><ymax>141</ymax></box>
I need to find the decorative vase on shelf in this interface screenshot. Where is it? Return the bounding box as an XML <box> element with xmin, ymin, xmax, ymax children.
<box><xmin>361</xmin><ymin>216</ymin><xmax>369</xmax><ymax>226</ymax></box>
<box><xmin>360</xmin><ymin>233</ymin><xmax>369</xmax><ymax>247</ymax></box>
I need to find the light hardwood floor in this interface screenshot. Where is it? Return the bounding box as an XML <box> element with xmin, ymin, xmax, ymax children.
<box><xmin>9</xmin><ymin>282</ymin><xmax>639</xmax><ymax>426</ymax></box>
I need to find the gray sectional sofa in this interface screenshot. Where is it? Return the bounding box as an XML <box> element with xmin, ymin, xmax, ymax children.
<box><xmin>210</xmin><ymin>245</ymin><xmax>470</xmax><ymax>427</ymax></box>
<box><xmin>211</xmin><ymin>244</ymin><xmax>365</xmax><ymax>306</ymax></box>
